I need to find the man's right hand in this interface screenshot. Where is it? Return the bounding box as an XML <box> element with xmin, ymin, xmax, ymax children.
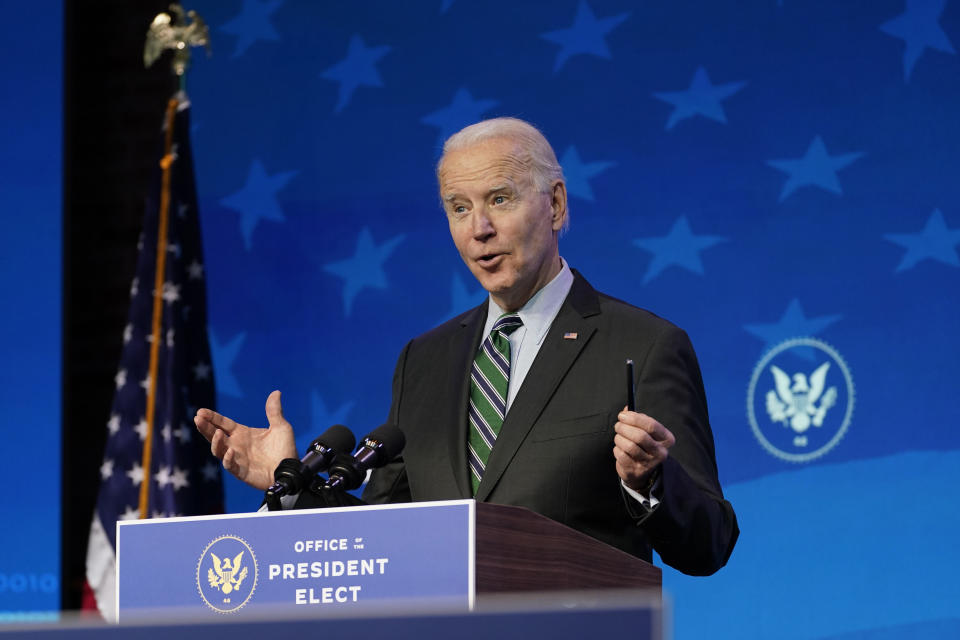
<box><xmin>194</xmin><ymin>390</ymin><xmax>298</xmax><ymax>491</ymax></box>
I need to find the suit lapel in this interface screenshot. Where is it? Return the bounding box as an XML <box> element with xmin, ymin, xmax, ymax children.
<box><xmin>474</xmin><ymin>272</ymin><xmax>601</xmax><ymax>502</ymax></box>
<box><xmin>444</xmin><ymin>303</ymin><xmax>487</xmax><ymax>499</ymax></box>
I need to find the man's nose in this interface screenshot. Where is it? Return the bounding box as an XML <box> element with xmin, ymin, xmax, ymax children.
<box><xmin>471</xmin><ymin>207</ymin><xmax>495</xmax><ymax>239</ymax></box>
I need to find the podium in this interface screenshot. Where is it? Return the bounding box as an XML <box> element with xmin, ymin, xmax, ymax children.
<box><xmin>116</xmin><ymin>500</ymin><xmax>660</xmax><ymax>620</ymax></box>
<box><xmin>475</xmin><ymin>502</ymin><xmax>660</xmax><ymax>592</ymax></box>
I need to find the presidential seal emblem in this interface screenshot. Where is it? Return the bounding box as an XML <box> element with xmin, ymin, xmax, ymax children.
<box><xmin>196</xmin><ymin>535</ymin><xmax>258</xmax><ymax>613</ymax></box>
<box><xmin>747</xmin><ymin>337</ymin><xmax>854</xmax><ymax>462</ymax></box>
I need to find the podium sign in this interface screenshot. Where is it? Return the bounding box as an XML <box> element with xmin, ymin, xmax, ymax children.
<box><xmin>116</xmin><ymin>500</ymin><xmax>474</xmax><ymax>620</ymax></box>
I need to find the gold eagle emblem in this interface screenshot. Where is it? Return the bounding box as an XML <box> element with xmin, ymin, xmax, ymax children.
<box><xmin>207</xmin><ymin>551</ymin><xmax>248</xmax><ymax>595</ymax></box>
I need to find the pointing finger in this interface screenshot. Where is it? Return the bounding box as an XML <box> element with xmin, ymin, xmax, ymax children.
<box><xmin>197</xmin><ymin>408</ymin><xmax>240</xmax><ymax>434</ymax></box>
<box><xmin>194</xmin><ymin>414</ymin><xmax>216</xmax><ymax>443</ymax></box>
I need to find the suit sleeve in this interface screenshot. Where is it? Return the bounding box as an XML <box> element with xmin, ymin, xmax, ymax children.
<box><xmin>630</xmin><ymin>325</ymin><xmax>739</xmax><ymax>576</ymax></box>
<box><xmin>362</xmin><ymin>340</ymin><xmax>413</xmax><ymax>504</ymax></box>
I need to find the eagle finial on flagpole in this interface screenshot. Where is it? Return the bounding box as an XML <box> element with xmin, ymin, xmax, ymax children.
<box><xmin>144</xmin><ymin>4</ymin><xmax>210</xmax><ymax>88</ymax></box>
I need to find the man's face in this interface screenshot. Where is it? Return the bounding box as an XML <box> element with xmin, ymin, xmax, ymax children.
<box><xmin>438</xmin><ymin>137</ymin><xmax>567</xmax><ymax>312</ymax></box>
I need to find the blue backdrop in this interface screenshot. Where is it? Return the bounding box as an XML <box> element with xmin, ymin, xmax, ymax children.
<box><xmin>0</xmin><ymin>1</ymin><xmax>62</xmax><ymax>616</ymax></box>
<box><xmin>177</xmin><ymin>1</ymin><xmax>959</xmax><ymax>638</ymax></box>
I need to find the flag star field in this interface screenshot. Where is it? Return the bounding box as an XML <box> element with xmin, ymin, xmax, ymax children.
<box><xmin>177</xmin><ymin>1</ymin><xmax>958</xmax><ymax>638</ymax></box>
<box><xmin>94</xmin><ymin>104</ymin><xmax>224</xmax><ymax>557</ymax></box>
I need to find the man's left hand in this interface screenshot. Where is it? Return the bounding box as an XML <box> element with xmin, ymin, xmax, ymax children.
<box><xmin>613</xmin><ymin>410</ymin><xmax>676</xmax><ymax>491</ymax></box>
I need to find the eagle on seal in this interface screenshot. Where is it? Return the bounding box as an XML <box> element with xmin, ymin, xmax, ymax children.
<box><xmin>207</xmin><ymin>551</ymin><xmax>248</xmax><ymax>594</ymax></box>
<box><xmin>766</xmin><ymin>362</ymin><xmax>837</xmax><ymax>434</ymax></box>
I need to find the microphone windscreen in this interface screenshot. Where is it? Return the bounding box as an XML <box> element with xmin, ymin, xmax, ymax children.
<box><xmin>365</xmin><ymin>423</ymin><xmax>406</xmax><ymax>461</ymax></box>
<box><xmin>314</xmin><ymin>424</ymin><xmax>356</xmax><ymax>454</ymax></box>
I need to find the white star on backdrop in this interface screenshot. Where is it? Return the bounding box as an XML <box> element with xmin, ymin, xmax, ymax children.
<box><xmin>175</xmin><ymin>424</ymin><xmax>192</xmax><ymax>444</ymax></box>
<box><xmin>202</xmin><ymin>462</ymin><xmax>220</xmax><ymax>483</ymax></box>
<box><xmin>187</xmin><ymin>260</ymin><xmax>204</xmax><ymax>280</ymax></box>
<box><xmin>107</xmin><ymin>414</ymin><xmax>121</xmax><ymax>436</ymax></box>
<box><xmin>161</xmin><ymin>282</ymin><xmax>180</xmax><ymax>305</ymax></box>
<box><xmin>193</xmin><ymin>361</ymin><xmax>211</xmax><ymax>381</ymax></box>
<box><xmin>133</xmin><ymin>418</ymin><xmax>149</xmax><ymax>442</ymax></box>
<box><xmin>127</xmin><ymin>462</ymin><xmax>145</xmax><ymax>487</ymax></box>
<box><xmin>171</xmin><ymin>467</ymin><xmax>191</xmax><ymax>491</ymax></box>
<box><xmin>119</xmin><ymin>506</ymin><xmax>140</xmax><ymax>521</ymax></box>
<box><xmin>155</xmin><ymin>466</ymin><xmax>172</xmax><ymax>489</ymax></box>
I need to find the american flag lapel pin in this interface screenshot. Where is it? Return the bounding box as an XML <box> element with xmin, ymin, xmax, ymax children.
<box><xmin>563</xmin><ymin>332</ymin><xmax>578</xmax><ymax>340</ymax></box>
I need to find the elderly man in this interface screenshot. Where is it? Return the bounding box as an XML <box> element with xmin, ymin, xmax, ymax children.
<box><xmin>196</xmin><ymin>117</ymin><xmax>738</xmax><ymax>576</ymax></box>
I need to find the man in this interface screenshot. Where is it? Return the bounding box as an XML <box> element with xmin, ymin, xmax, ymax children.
<box><xmin>196</xmin><ymin>118</ymin><xmax>738</xmax><ymax>576</ymax></box>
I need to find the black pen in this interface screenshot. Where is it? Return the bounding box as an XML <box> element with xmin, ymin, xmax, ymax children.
<box><xmin>625</xmin><ymin>359</ymin><xmax>636</xmax><ymax>412</ymax></box>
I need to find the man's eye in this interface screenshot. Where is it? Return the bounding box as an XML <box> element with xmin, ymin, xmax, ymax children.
<box><xmin>453</xmin><ymin>205</ymin><xmax>467</xmax><ymax>214</ymax></box>
<box><xmin>493</xmin><ymin>195</ymin><xmax>506</xmax><ymax>205</ymax></box>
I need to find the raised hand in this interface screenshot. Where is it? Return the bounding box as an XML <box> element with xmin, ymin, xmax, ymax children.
<box><xmin>613</xmin><ymin>409</ymin><xmax>676</xmax><ymax>491</ymax></box>
<box><xmin>194</xmin><ymin>390</ymin><xmax>298</xmax><ymax>491</ymax></box>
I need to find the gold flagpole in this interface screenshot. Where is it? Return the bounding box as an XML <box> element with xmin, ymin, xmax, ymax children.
<box><xmin>137</xmin><ymin>4</ymin><xmax>209</xmax><ymax>518</ymax></box>
<box><xmin>138</xmin><ymin>97</ymin><xmax>179</xmax><ymax>519</ymax></box>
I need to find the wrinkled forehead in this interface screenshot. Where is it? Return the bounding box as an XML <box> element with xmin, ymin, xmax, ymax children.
<box><xmin>437</xmin><ymin>138</ymin><xmax>534</xmax><ymax>197</ymax></box>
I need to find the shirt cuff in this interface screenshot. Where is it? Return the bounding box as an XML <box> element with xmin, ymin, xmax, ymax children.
<box><xmin>621</xmin><ymin>476</ymin><xmax>661</xmax><ymax>511</ymax></box>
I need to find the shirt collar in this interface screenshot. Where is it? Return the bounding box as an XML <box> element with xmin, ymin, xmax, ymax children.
<box><xmin>484</xmin><ymin>258</ymin><xmax>574</xmax><ymax>344</ymax></box>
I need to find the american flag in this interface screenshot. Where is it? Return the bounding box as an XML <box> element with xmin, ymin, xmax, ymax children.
<box><xmin>85</xmin><ymin>95</ymin><xmax>223</xmax><ymax>619</ymax></box>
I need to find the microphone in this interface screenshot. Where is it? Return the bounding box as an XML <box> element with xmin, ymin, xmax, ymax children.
<box><xmin>323</xmin><ymin>424</ymin><xmax>405</xmax><ymax>491</ymax></box>
<box><xmin>266</xmin><ymin>424</ymin><xmax>356</xmax><ymax>500</ymax></box>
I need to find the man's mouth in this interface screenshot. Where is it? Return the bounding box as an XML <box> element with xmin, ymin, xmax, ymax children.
<box><xmin>476</xmin><ymin>253</ymin><xmax>504</xmax><ymax>268</ymax></box>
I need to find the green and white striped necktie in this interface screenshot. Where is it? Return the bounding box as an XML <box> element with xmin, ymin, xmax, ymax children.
<box><xmin>468</xmin><ymin>313</ymin><xmax>523</xmax><ymax>495</ymax></box>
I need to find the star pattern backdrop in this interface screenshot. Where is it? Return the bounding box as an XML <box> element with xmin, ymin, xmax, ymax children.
<box><xmin>182</xmin><ymin>1</ymin><xmax>959</xmax><ymax>638</ymax></box>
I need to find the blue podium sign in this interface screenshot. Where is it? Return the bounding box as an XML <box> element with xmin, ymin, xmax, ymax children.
<box><xmin>116</xmin><ymin>500</ymin><xmax>475</xmax><ymax>620</ymax></box>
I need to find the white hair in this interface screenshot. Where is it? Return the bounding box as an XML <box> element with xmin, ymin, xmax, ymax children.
<box><xmin>438</xmin><ymin>117</ymin><xmax>570</xmax><ymax>232</ymax></box>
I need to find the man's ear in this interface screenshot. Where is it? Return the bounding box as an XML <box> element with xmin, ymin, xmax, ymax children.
<box><xmin>550</xmin><ymin>180</ymin><xmax>568</xmax><ymax>231</ymax></box>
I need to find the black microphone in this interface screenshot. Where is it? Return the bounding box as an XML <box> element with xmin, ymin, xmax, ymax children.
<box><xmin>323</xmin><ymin>424</ymin><xmax>405</xmax><ymax>491</ymax></box>
<box><xmin>266</xmin><ymin>424</ymin><xmax>356</xmax><ymax>500</ymax></box>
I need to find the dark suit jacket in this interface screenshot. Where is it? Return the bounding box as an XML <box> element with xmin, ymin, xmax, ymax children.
<box><xmin>362</xmin><ymin>271</ymin><xmax>738</xmax><ymax>576</ymax></box>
